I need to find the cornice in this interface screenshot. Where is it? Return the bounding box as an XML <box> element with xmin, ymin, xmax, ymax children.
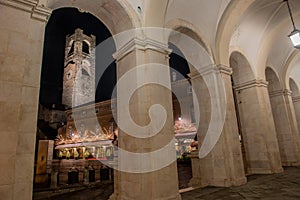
<box><xmin>188</xmin><ymin>64</ymin><xmax>232</xmax><ymax>79</ymax></box>
<box><xmin>234</xmin><ymin>79</ymin><xmax>268</xmax><ymax>91</ymax></box>
<box><xmin>31</xmin><ymin>3</ymin><xmax>52</xmax><ymax>22</ymax></box>
<box><xmin>0</xmin><ymin>0</ymin><xmax>52</xmax><ymax>22</ymax></box>
<box><xmin>216</xmin><ymin>64</ymin><xmax>233</xmax><ymax>76</ymax></box>
<box><xmin>269</xmin><ymin>89</ymin><xmax>292</xmax><ymax>98</ymax></box>
<box><xmin>292</xmin><ymin>95</ymin><xmax>300</xmax><ymax>102</ymax></box>
<box><xmin>113</xmin><ymin>37</ymin><xmax>171</xmax><ymax>61</ymax></box>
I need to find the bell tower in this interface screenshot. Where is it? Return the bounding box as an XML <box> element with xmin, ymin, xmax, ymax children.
<box><xmin>62</xmin><ymin>28</ymin><xmax>96</xmax><ymax>108</ymax></box>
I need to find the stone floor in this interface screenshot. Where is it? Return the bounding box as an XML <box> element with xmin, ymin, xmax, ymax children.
<box><xmin>182</xmin><ymin>166</ymin><xmax>300</xmax><ymax>200</ymax></box>
<box><xmin>34</xmin><ymin>167</ymin><xmax>300</xmax><ymax>200</ymax></box>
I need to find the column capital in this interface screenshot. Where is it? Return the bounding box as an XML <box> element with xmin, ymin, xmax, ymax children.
<box><xmin>269</xmin><ymin>89</ymin><xmax>292</xmax><ymax>98</ymax></box>
<box><xmin>0</xmin><ymin>0</ymin><xmax>52</xmax><ymax>22</ymax></box>
<box><xmin>283</xmin><ymin>89</ymin><xmax>293</xmax><ymax>96</ymax></box>
<box><xmin>234</xmin><ymin>79</ymin><xmax>268</xmax><ymax>91</ymax></box>
<box><xmin>113</xmin><ymin>37</ymin><xmax>171</xmax><ymax>61</ymax></box>
<box><xmin>188</xmin><ymin>64</ymin><xmax>232</xmax><ymax>79</ymax></box>
<box><xmin>216</xmin><ymin>64</ymin><xmax>233</xmax><ymax>76</ymax></box>
<box><xmin>292</xmin><ymin>95</ymin><xmax>300</xmax><ymax>102</ymax></box>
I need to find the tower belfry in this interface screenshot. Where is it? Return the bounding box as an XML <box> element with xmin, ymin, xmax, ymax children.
<box><xmin>62</xmin><ymin>28</ymin><xmax>96</xmax><ymax>108</ymax></box>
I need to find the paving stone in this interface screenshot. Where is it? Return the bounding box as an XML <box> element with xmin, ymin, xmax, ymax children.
<box><xmin>33</xmin><ymin>167</ymin><xmax>300</xmax><ymax>200</ymax></box>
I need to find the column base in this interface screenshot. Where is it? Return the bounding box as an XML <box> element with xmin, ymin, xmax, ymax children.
<box><xmin>189</xmin><ymin>176</ymin><xmax>247</xmax><ymax>189</ymax></box>
<box><xmin>247</xmin><ymin>167</ymin><xmax>283</xmax><ymax>175</ymax></box>
<box><xmin>109</xmin><ymin>193</ymin><xmax>182</xmax><ymax>200</ymax></box>
<box><xmin>282</xmin><ymin>161</ymin><xmax>300</xmax><ymax>167</ymax></box>
<box><xmin>188</xmin><ymin>177</ymin><xmax>207</xmax><ymax>189</ymax></box>
<box><xmin>208</xmin><ymin>177</ymin><xmax>247</xmax><ymax>187</ymax></box>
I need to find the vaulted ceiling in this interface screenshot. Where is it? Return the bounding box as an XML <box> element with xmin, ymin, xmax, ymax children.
<box><xmin>162</xmin><ymin>0</ymin><xmax>300</xmax><ymax>88</ymax></box>
<box><xmin>46</xmin><ymin>0</ymin><xmax>300</xmax><ymax>89</ymax></box>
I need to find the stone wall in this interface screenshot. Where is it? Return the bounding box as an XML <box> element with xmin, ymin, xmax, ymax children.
<box><xmin>0</xmin><ymin>1</ymin><xmax>51</xmax><ymax>199</ymax></box>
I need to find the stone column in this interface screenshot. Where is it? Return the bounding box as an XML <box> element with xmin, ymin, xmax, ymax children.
<box><xmin>233</xmin><ymin>80</ymin><xmax>283</xmax><ymax>174</ymax></box>
<box><xmin>269</xmin><ymin>89</ymin><xmax>300</xmax><ymax>166</ymax></box>
<box><xmin>109</xmin><ymin>38</ymin><xmax>181</xmax><ymax>200</ymax></box>
<box><xmin>189</xmin><ymin>65</ymin><xmax>246</xmax><ymax>188</ymax></box>
<box><xmin>0</xmin><ymin>1</ymin><xmax>51</xmax><ymax>200</ymax></box>
<box><xmin>292</xmin><ymin>95</ymin><xmax>300</xmax><ymax>135</ymax></box>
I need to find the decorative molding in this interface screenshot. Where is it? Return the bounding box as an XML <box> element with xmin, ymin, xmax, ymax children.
<box><xmin>269</xmin><ymin>90</ymin><xmax>284</xmax><ymax>98</ymax></box>
<box><xmin>283</xmin><ymin>89</ymin><xmax>292</xmax><ymax>96</ymax></box>
<box><xmin>0</xmin><ymin>0</ymin><xmax>52</xmax><ymax>22</ymax></box>
<box><xmin>234</xmin><ymin>79</ymin><xmax>268</xmax><ymax>91</ymax></box>
<box><xmin>0</xmin><ymin>0</ymin><xmax>36</xmax><ymax>12</ymax></box>
<box><xmin>269</xmin><ymin>89</ymin><xmax>292</xmax><ymax>98</ymax></box>
<box><xmin>31</xmin><ymin>4</ymin><xmax>52</xmax><ymax>22</ymax></box>
<box><xmin>216</xmin><ymin>64</ymin><xmax>233</xmax><ymax>76</ymax></box>
<box><xmin>113</xmin><ymin>37</ymin><xmax>171</xmax><ymax>61</ymax></box>
<box><xmin>188</xmin><ymin>64</ymin><xmax>232</xmax><ymax>79</ymax></box>
<box><xmin>292</xmin><ymin>95</ymin><xmax>300</xmax><ymax>102</ymax></box>
<box><xmin>65</xmin><ymin>98</ymin><xmax>117</xmax><ymax>115</ymax></box>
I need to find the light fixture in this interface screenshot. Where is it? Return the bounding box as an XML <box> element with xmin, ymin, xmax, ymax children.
<box><xmin>285</xmin><ymin>0</ymin><xmax>300</xmax><ymax>49</ymax></box>
<box><xmin>178</xmin><ymin>116</ymin><xmax>182</xmax><ymax>121</ymax></box>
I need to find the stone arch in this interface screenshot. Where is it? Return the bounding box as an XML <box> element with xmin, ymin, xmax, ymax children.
<box><xmin>166</xmin><ymin>23</ymin><xmax>247</xmax><ymax>188</ymax></box>
<box><xmin>167</xmin><ymin>25</ymin><xmax>214</xmax><ymax>72</ymax></box>
<box><xmin>229</xmin><ymin>51</ymin><xmax>283</xmax><ymax>175</ymax></box>
<box><xmin>166</xmin><ymin>27</ymin><xmax>214</xmax><ymax>149</ymax></box>
<box><xmin>266</xmin><ymin>66</ymin><xmax>300</xmax><ymax>166</ymax></box>
<box><xmin>229</xmin><ymin>51</ymin><xmax>254</xmax><ymax>175</ymax></box>
<box><xmin>289</xmin><ymin>78</ymin><xmax>300</xmax><ymax>97</ymax></box>
<box><xmin>215</xmin><ymin>0</ymin><xmax>254</xmax><ymax>66</ymax></box>
<box><xmin>165</xmin><ymin>24</ymin><xmax>215</xmax><ymax>188</ymax></box>
<box><xmin>38</xmin><ymin>3</ymin><xmax>127</xmax><ymax>190</ymax></box>
<box><xmin>40</xmin><ymin>7</ymin><xmax>116</xmax><ymax>105</ymax></box>
<box><xmin>168</xmin><ymin>26</ymin><xmax>210</xmax><ymax>187</ymax></box>
<box><xmin>144</xmin><ymin>0</ymin><xmax>169</xmax><ymax>27</ymax></box>
<box><xmin>289</xmin><ymin>77</ymin><xmax>300</xmax><ymax>136</ymax></box>
<box><xmin>283</xmin><ymin>51</ymin><xmax>300</xmax><ymax>90</ymax></box>
<box><xmin>41</xmin><ymin>0</ymin><xmax>143</xmax><ymax>105</ymax></box>
<box><xmin>230</xmin><ymin>51</ymin><xmax>255</xmax><ymax>85</ymax></box>
<box><xmin>47</xmin><ymin>0</ymin><xmax>140</xmax><ymax>35</ymax></box>
<box><xmin>265</xmin><ymin>67</ymin><xmax>282</xmax><ymax>92</ymax></box>
<box><xmin>165</xmin><ymin>18</ymin><xmax>213</xmax><ymax>61</ymax></box>
<box><xmin>167</xmin><ymin>42</ymin><xmax>195</xmax><ymax>188</ymax></box>
<box><xmin>82</xmin><ymin>40</ymin><xmax>90</xmax><ymax>54</ymax></box>
<box><xmin>167</xmin><ymin>24</ymin><xmax>214</xmax><ymax>136</ymax></box>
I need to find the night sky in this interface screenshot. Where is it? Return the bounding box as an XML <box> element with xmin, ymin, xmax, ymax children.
<box><xmin>39</xmin><ymin>8</ymin><xmax>189</xmax><ymax>108</ymax></box>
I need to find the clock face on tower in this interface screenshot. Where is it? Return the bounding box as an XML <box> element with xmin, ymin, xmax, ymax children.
<box><xmin>66</xmin><ymin>69</ymin><xmax>73</xmax><ymax>80</ymax></box>
<box><xmin>64</xmin><ymin>60</ymin><xmax>76</xmax><ymax>81</ymax></box>
<box><xmin>62</xmin><ymin>29</ymin><xmax>96</xmax><ymax>107</ymax></box>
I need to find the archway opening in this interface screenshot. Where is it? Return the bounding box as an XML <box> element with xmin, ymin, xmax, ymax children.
<box><xmin>39</xmin><ymin>7</ymin><xmax>115</xmax><ymax>106</ymax></box>
<box><xmin>35</xmin><ymin>7</ymin><xmax>116</xmax><ymax>194</ymax></box>
<box><xmin>168</xmin><ymin>42</ymin><xmax>195</xmax><ymax>190</ymax></box>
<box><xmin>289</xmin><ymin>78</ymin><xmax>300</xmax><ymax>97</ymax></box>
<box><xmin>289</xmin><ymin>78</ymin><xmax>300</xmax><ymax>134</ymax></box>
<box><xmin>266</xmin><ymin>67</ymin><xmax>300</xmax><ymax>166</ymax></box>
<box><xmin>230</xmin><ymin>51</ymin><xmax>255</xmax><ymax>175</ymax></box>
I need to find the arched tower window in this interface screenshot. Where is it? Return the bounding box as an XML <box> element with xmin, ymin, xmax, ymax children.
<box><xmin>68</xmin><ymin>41</ymin><xmax>75</xmax><ymax>56</ymax></box>
<box><xmin>82</xmin><ymin>41</ymin><xmax>89</xmax><ymax>54</ymax></box>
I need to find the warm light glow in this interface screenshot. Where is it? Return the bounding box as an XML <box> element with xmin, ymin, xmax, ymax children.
<box><xmin>289</xmin><ymin>29</ymin><xmax>300</xmax><ymax>49</ymax></box>
<box><xmin>178</xmin><ymin>117</ymin><xmax>182</xmax><ymax>121</ymax></box>
<box><xmin>285</xmin><ymin>0</ymin><xmax>300</xmax><ymax>49</ymax></box>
